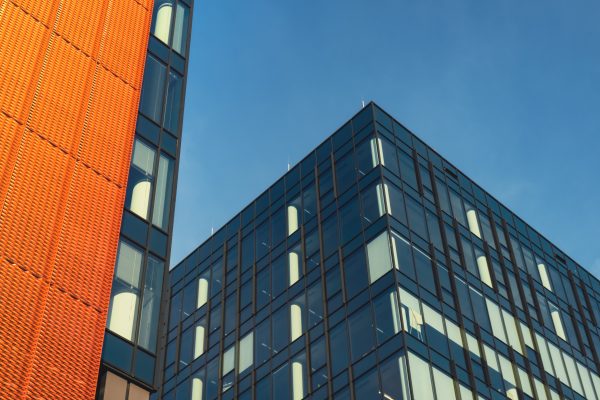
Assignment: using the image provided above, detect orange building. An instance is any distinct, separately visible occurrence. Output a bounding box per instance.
[0,0,153,398]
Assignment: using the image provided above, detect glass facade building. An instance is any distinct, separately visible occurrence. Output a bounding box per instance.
[164,103,600,400]
[97,0,194,399]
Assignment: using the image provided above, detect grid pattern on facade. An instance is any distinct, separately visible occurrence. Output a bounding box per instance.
[0,0,152,398]
[164,103,600,400]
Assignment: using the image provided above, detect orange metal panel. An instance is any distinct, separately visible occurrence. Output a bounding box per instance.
[28,34,94,152]
[0,259,45,399]
[10,0,60,27]
[55,0,108,57]
[28,287,107,399]
[99,0,152,89]
[0,112,24,200]
[0,130,73,278]
[52,163,125,305]
[0,0,153,397]
[79,64,140,187]
[0,2,48,121]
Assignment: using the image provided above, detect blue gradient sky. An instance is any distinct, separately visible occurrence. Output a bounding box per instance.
[171,0,600,276]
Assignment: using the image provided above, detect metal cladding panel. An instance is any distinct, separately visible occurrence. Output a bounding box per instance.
[0,0,153,398]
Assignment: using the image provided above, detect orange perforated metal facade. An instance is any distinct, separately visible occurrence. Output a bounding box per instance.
[0,0,153,398]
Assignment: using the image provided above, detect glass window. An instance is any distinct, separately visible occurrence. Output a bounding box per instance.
[222,345,235,376]
[485,299,507,344]
[407,352,435,400]
[366,231,393,284]
[536,257,553,291]
[152,153,174,229]
[107,241,143,341]
[354,369,380,399]
[406,196,428,240]
[387,183,408,226]
[139,55,166,123]
[373,288,401,343]
[380,354,411,400]
[549,302,567,341]
[348,305,375,361]
[380,137,400,176]
[343,248,368,299]
[125,139,156,220]
[137,255,164,352]
[163,71,182,134]
[273,362,290,399]
[329,322,349,374]
[194,322,205,359]
[307,281,324,327]
[413,247,436,294]
[399,287,423,341]
[239,332,253,373]
[392,232,416,280]
[272,307,289,352]
[151,0,173,45]
[361,183,388,224]
[101,371,127,400]
[172,2,190,55]
[255,319,271,366]
[432,368,456,400]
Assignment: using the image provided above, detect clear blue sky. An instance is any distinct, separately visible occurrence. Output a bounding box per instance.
[171,0,600,277]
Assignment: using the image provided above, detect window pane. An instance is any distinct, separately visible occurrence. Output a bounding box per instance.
[366,231,393,284]
[354,369,380,399]
[239,332,254,373]
[137,256,164,352]
[172,3,190,55]
[107,241,143,341]
[407,352,435,400]
[139,55,166,122]
[343,248,368,299]
[163,71,182,134]
[152,154,174,229]
[329,322,349,374]
[348,305,375,361]
[380,354,411,400]
[151,0,173,45]
[373,288,401,343]
[102,371,127,400]
[126,140,156,220]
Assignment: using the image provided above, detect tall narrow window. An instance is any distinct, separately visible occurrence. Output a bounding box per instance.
[537,258,553,291]
[485,299,507,344]
[407,352,435,400]
[287,204,299,236]
[366,231,393,284]
[191,372,203,400]
[197,273,209,309]
[194,323,205,359]
[151,0,173,45]
[163,71,183,134]
[549,302,567,341]
[399,287,424,341]
[475,248,493,288]
[152,154,174,229]
[107,241,143,341]
[137,256,164,352]
[290,295,304,342]
[172,2,190,55]
[288,250,301,287]
[125,140,155,220]
[465,204,481,238]
[238,332,254,373]
[139,55,166,123]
